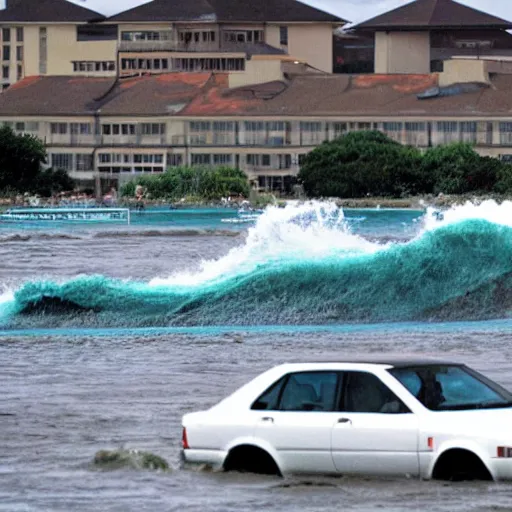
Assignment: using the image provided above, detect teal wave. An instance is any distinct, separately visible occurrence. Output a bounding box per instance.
[3,219,512,329]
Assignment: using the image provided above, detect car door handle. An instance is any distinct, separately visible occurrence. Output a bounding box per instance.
[337,417,352,424]
[261,416,274,423]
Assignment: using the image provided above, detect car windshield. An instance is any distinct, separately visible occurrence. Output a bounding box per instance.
[389,365,512,411]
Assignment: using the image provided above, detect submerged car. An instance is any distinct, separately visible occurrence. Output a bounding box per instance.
[181,359,512,481]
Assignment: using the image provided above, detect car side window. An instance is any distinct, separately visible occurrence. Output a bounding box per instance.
[279,372,339,412]
[341,371,410,414]
[251,376,286,410]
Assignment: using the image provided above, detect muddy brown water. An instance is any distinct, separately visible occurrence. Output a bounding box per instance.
[1,228,512,511]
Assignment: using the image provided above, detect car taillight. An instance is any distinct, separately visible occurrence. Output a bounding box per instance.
[497,446,512,458]
[182,427,190,449]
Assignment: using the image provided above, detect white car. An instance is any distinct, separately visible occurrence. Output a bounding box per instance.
[181,359,512,481]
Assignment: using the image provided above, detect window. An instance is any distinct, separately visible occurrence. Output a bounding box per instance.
[300,122,323,145]
[248,154,271,166]
[390,365,512,411]
[141,123,165,136]
[500,122,512,145]
[460,121,477,142]
[25,121,39,131]
[16,64,21,80]
[15,122,24,131]
[168,153,183,167]
[16,27,23,43]
[51,153,73,171]
[252,377,286,410]
[16,45,22,61]
[70,123,92,135]
[76,154,93,171]
[50,123,68,135]
[121,124,135,135]
[213,154,232,165]
[121,30,172,42]
[382,122,402,132]
[72,60,115,73]
[253,372,339,412]
[102,124,111,135]
[2,65,8,79]
[191,154,211,165]
[437,121,458,144]
[279,26,288,45]
[342,372,409,414]
[98,153,111,163]
[77,25,117,41]
[2,28,10,42]
[333,122,347,138]
[3,45,10,61]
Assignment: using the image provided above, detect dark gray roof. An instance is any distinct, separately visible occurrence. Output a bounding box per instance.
[0,0,104,22]
[354,0,512,31]
[221,42,286,55]
[109,0,344,23]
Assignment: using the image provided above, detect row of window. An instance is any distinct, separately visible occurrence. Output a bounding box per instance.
[223,30,264,43]
[1,45,23,62]
[99,166,165,174]
[13,120,512,142]
[2,63,22,81]
[102,123,166,136]
[50,153,93,171]
[48,152,295,171]
[98,153,164,164]
[1,27,23,43]
[121,57,246,73]
[121,30,173,42]
[72,61,115,72]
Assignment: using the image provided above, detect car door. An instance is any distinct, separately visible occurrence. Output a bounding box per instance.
[331,371,420,477]
[252,371,341,474]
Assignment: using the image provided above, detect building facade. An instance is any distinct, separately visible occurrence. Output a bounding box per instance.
[2,0,512,194]
[3,62,512,193]
[0,0,344,90]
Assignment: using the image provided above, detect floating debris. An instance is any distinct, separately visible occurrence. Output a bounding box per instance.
[93,449,170,471]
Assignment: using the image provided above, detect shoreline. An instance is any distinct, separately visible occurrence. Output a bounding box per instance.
[1,193,510,212]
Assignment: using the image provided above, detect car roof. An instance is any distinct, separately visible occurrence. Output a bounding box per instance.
[285,358,462,369]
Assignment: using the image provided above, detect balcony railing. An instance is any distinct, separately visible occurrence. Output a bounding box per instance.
[119,41,220,53]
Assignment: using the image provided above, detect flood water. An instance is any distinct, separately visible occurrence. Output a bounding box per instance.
[2,202,512,511]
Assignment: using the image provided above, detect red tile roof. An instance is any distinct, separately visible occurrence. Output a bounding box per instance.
[2,71,512,119]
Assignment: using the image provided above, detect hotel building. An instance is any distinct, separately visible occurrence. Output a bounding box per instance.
[1,0,512,193]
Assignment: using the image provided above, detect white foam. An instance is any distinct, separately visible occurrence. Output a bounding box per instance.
[423,200,512,231]
[150,201,380,288]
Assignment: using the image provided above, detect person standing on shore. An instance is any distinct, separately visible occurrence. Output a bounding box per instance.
[135,185,145,212]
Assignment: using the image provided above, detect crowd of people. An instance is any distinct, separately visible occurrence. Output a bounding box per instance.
[7,188,120,208]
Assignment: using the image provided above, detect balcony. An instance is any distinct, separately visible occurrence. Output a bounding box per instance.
[118,40,220,53]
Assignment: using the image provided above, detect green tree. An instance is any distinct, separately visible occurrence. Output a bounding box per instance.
[298,131,423,198]
[0,126,47,193]
[421,143,499,195]
[32,168,75,197]
[121,166,250,200]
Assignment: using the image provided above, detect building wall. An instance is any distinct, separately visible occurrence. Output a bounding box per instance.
[23,24,117,77]
[375,31,430,74]
[439,58,489,86]
[287,24,333,72]
[228,59,283,88]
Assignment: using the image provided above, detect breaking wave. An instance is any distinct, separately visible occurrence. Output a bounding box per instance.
[3,200,512,329]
